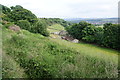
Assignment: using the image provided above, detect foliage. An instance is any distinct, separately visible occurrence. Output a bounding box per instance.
[94,27,104,45]
[2,53,27,78]
[82,25,97,43]
[66,21,91,39]
[2,27,118,78]
[103,23,120,50]
[16,20,31,31]
[1,4,11,15]
[40,18,72,27]
[1,5,11,21]
[2,5,38,24]
[31,20,49,36]
[66,21,119,50]
[2,22,14,28]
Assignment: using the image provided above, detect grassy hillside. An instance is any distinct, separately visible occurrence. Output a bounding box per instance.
[2,24,119,78]
[47,24,65,39]
[47,24,65,33]
[50,38,118,63]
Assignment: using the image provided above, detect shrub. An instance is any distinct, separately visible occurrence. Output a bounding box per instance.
[66,21,91,40]
[9,5,38,24]
[16,20,31,31]
[82,25,97,43]
[103,23,120,49]
[94,27,104,45]
[31,20,49,37]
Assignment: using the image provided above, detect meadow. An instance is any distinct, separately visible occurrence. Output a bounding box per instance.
[47,24,65,33]
[2,25,119,78]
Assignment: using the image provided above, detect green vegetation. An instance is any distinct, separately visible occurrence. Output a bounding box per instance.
[2,26,119,78]
[2,5,38,24]
[1,5,49,37]
[66,21,92,39]
[47,24,65,33]
[2,52,27,78]
[48,24,65,31]
[66,22,120,50]
[31,20,49,36]
[1,4,119,78]
[40,18,72,27]
[16,20,31,31]
[103,23,120,50]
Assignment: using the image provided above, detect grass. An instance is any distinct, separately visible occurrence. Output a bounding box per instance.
[47,28,59,33]
[50,38,119,63]
[95,25,104,28]
[2,25,119,78]
[47,24,65,33]
[2,52,27,78]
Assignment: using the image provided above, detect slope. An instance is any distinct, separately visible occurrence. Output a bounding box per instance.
[2,25,119,78]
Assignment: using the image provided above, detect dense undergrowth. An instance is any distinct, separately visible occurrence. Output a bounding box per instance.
[2,25,119,78]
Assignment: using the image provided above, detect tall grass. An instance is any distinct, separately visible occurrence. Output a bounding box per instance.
[2,26,119,78]
[2,52,27,78]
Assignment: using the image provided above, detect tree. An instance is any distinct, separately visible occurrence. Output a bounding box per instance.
[8,5,38,24]
[10,5,23,10]
[82,25,97,43]
[94,27,104,45]
[66,21,91,40]
[103,23,120,49]
[1,5,11,21]
[31,20,49,37]
[1,5,11,14]
[16,20,31,31]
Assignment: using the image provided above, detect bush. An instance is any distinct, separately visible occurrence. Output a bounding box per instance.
[16,20,31,31]
[66,21,91,40]
[103,23,120,50]
[1,5,38,24]
[66,22,119,50]
[94,27,104,45]
[9,6,38,24]
[82,25,97,43]
[31,20,49,37]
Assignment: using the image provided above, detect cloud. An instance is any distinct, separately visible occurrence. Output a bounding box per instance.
[0,0,119,18]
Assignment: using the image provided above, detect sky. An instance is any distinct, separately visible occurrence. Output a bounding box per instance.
[1,0,119,18]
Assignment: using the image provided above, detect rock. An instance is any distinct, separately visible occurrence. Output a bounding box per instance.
[72,39,79,43]
[59,30,68,36]
[51,32,60,35]
[54,32,60,35]
[9,25,21,32]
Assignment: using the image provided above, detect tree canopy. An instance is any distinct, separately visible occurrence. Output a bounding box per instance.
[2,5,38,24]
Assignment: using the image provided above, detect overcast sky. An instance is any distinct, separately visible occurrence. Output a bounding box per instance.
[1,0,119,18]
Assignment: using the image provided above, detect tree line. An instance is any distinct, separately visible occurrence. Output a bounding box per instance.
[66,21,120,50]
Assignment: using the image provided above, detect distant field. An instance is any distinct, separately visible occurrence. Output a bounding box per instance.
[47,24,65,33]
[95,25,104,28]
